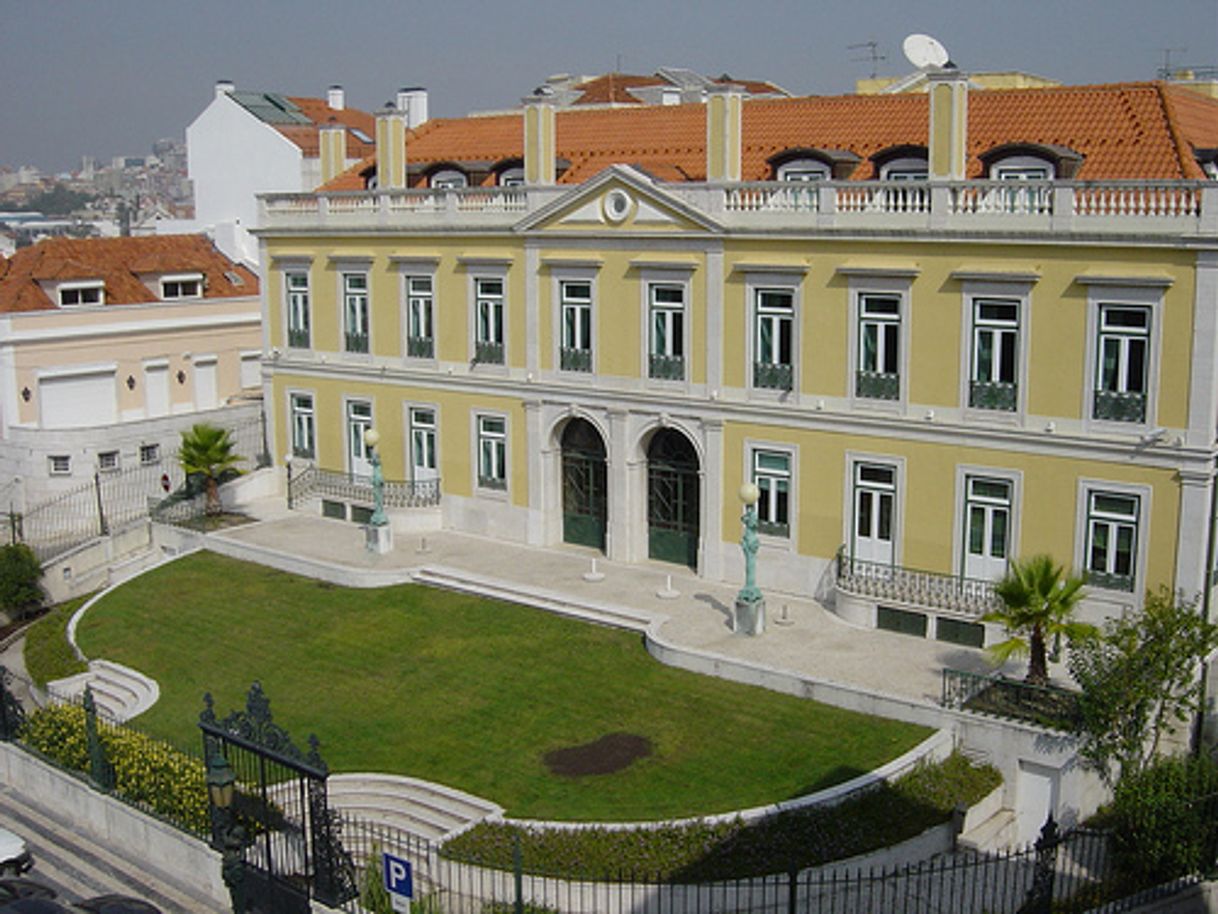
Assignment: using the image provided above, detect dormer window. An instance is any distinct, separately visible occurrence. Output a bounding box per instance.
[430,168,468,189]
[492,158,525,187]
[980,144,1083,181]
[161,273,204,300]
[1197,149,1218,180]
[872,145,929,182]
[59,281,104,307]
[768,147,860,182]
[777,160,829,182]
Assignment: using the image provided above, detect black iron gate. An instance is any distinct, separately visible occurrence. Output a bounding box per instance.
[647,429,699,569]
[200,683,356,914]
[561,419,607,551]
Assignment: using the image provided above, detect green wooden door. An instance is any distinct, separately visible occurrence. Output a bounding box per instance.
[647,429,699,568]
[561,420,607,551]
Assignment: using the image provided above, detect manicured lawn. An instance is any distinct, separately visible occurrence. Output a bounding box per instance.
[75,551,931,821]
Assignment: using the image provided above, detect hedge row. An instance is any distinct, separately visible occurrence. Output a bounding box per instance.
[20,702,209,834]
[444,752,1001,882]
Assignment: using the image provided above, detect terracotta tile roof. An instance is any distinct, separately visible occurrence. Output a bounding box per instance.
[320,81,1218,191]
[0,234,259,313]
[279,96,378,159]
[571,74,658,105]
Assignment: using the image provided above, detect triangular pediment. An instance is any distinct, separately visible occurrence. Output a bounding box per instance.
[515,165,722,235]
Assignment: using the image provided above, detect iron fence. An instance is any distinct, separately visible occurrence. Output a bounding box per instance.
[835,546,1003,618]
[334,810,1215,914]
[287,465,441,512]
[941,668,1083,731]
[5,414,267,563]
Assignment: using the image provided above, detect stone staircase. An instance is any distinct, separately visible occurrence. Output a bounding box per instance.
[411,565,655,634]
[957,783,1018,852]
[328,772,502,846]
[46,660,160,723]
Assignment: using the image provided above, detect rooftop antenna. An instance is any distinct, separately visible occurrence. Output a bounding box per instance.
[1158,46,1187,78]
[902,33,953,70]
[848,40,886,80]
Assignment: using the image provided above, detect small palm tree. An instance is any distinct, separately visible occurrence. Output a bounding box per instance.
[983,554,1094,685]
[178,423,243,515]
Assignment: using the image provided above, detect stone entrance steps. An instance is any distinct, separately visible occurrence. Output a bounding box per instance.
[328,772,502,846]
[46,659,160,723]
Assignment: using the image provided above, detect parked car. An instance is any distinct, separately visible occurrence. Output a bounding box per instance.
[0,830,32,877]
[0,898,162,914]
[0,882,55,904]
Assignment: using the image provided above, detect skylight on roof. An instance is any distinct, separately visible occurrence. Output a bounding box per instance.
[350,128,373,144]
[230,91,313,126]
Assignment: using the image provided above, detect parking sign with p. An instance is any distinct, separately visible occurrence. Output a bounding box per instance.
[383,851,413,912]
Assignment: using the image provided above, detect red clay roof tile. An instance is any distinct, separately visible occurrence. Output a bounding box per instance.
[0,235,259,313]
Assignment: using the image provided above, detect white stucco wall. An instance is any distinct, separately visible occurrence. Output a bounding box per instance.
[186,93,303,264]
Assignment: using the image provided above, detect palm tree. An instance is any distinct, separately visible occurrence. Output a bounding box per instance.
[983,554,1094,686]
[178,423,243,515]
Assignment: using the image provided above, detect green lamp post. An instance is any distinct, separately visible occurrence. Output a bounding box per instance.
[734,482,765,635]
[363,428,387,527]
[206,752,245,914]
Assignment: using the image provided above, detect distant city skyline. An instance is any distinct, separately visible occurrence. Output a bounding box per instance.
[1,0,1214,173]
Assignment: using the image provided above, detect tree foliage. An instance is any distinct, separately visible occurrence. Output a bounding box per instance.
[178,423,243,515]
[983,554,1094,685]
[0,543,44,620]
[1069,587,1218,786]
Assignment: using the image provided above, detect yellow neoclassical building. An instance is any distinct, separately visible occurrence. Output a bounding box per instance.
[255,72,1218,652]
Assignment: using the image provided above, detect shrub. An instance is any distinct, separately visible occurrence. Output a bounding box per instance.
[20,703,209,833]
[1107,754,1218,891]
[444,752,1000,881]
[0,543,44,620]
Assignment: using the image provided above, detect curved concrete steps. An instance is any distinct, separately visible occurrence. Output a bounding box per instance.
[412,566,654,634]
[46,659,160,722]
[328,773,502,845]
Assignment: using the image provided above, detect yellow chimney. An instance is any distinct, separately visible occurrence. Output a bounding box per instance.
[523,97,556,185]
[318,119,346,185]
[927,69,968,180]
[706,85,743,183]
[376,104,407,190]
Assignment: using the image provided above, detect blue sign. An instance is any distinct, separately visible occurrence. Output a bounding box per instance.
[383,851,413,907]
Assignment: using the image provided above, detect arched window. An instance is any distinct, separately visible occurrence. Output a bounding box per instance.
[429,167,468,189]
[768,148,859,182]
[871,145,929,181]
[980,144,1083,181]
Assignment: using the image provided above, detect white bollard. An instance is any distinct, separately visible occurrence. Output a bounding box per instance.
[582,557,606,582]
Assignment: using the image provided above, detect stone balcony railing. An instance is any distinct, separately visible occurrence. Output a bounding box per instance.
[260,180,1218,236]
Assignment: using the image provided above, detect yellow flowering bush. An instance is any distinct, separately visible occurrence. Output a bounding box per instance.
[21,704,210,834]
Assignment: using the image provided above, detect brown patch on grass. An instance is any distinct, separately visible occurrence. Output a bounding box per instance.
[543,732,653,777]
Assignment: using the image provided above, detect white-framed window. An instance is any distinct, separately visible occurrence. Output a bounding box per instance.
[648,283,686,381]
[1084,490,1140,592]
[410,407,437,481]
[97,450,120,473]
[498,167,524,187]
[777,159,829,182]
[963,476,1012,580]
[346,399,374,478]
[58,282,104,307]
[290,393,315,459]
[752,449,791,538]
[474,277,505,364]
[139,443,160,465]
[405,275,434,359]
[969,298,1020,412]
[560,280,593,373]
[880,158,928,181]
[286,271,310,348]
[856,294,901,401]
[48,454,71,476]
[477,415,507,490]
[752,289,794,391]
[161,274,203,300]
[992,163,1053,181]
[1093,304,1150,423]
[343,273,369,354]
[431,169,467,189]
[850,461,898,567]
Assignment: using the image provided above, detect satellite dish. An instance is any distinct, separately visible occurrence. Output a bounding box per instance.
[903,33,951,69]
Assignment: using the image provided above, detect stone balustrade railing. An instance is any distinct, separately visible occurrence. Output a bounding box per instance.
[259,180,1217,235]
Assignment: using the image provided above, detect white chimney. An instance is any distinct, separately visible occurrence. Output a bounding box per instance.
[327,85,346,111]
[215,79,235,100]
[396,87,429,129]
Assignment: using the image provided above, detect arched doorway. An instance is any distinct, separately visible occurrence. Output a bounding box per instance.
[561,418,607,551]
[647,428,700,568]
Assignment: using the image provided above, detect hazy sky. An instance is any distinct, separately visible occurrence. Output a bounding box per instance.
[1,0,1215,173]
